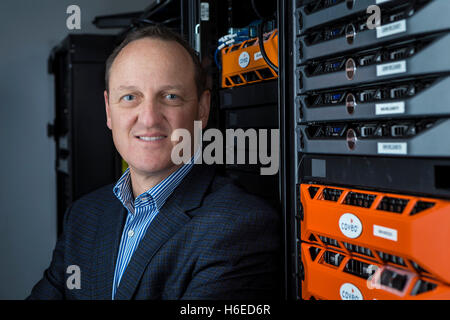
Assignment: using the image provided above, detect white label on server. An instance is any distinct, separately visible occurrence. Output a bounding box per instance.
[373,225,398,241]
[200,2,210,21]
[238,51,250,68]
[254,51,262,61]
[339,213,363,239]
[376,19,406,38]
[375,101,405,115]
[340,283,364,300]
[377,61,406,77]
[377,142,407,155]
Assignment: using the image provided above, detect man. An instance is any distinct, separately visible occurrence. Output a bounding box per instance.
[28,25,280,300]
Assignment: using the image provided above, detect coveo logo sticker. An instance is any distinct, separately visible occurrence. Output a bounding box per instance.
[339,213,363,239]
[340,283,364,300]
[238,51,250,68]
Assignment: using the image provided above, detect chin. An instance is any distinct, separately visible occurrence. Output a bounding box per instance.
[130,159,177,176]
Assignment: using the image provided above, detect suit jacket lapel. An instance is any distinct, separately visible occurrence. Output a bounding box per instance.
[114,164,216,300]
[91,196,127,300]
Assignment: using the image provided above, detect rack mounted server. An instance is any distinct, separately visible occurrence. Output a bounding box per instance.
[295,0,450,61]
[285,0,450,300]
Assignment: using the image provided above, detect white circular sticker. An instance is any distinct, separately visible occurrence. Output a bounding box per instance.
[339,213,363,239]
[340,283,364,300]
[238,51,250,68]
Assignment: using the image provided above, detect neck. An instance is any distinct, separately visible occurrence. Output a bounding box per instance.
[129,165,181,199]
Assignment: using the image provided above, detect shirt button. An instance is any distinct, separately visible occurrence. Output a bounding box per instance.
[128,230,135,237]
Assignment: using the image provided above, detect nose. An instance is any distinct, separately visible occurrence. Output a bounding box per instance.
[137,97,164,128]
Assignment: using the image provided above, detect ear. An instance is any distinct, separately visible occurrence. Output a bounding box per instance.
[104,90,112,130]
[198,90,211,129]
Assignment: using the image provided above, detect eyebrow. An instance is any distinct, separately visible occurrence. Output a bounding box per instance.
[159,85,185,91]
[114,85,140,92]
[113,85,185,92]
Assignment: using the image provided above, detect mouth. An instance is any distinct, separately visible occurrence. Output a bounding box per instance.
[137,135,167,142]
[134,132,167,144]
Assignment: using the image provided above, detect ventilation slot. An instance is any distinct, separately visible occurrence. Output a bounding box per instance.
[377,251,406,267]
[243,39,256,48]
[344,192,376,208]
[230,75,243,84]
[359,90,375,102]
[257,68,275,79]
[242,71,259,82]
[230,45,240,52]
[318,235,340,248]
[380,268,408,292]
[410,201,435,215]
[344,259,377,279]
[377,197,409,214]
[309,246,321,262]
[391,124,410,137]
[322,251,344,267]
[304,0,345,15]
[410,261,431,274]
[322,188,343,201]
[360,125,377,137]
[343,242,373,258]
[359,54,375,66]
[308,234,318,242]
[390,48,409,60]
[411,279,437,296]
[308,186,319,199]
[390,86,409,99]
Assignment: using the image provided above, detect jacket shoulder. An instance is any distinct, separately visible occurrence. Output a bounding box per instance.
[64,183,120,227]
[71,184,117,209]
[208,173,277,213]
[190,172,280,231]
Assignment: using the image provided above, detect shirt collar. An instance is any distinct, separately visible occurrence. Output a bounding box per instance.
[113,148,201,214]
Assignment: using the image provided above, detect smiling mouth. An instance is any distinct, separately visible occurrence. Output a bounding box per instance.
[137,136,167,141]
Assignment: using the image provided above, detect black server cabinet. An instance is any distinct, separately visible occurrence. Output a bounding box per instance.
[48,35,122,235]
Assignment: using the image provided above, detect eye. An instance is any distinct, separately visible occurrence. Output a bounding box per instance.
[165,93,178,100]
[122,94,135,102]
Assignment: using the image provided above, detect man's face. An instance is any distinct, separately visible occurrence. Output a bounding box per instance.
[104,38,210,178]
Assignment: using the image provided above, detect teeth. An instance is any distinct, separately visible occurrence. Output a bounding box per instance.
[138,136,165,141]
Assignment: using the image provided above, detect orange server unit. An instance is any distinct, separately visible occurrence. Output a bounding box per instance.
[301,242,450,300]
[299,183,450,299]
[221,29,278,88]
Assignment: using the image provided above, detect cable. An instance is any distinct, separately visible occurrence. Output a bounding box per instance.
[214,30,250,70]
[251,0,278,74]
[257,20,278,74]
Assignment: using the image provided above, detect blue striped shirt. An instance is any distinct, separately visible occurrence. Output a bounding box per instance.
[111,150,200,299]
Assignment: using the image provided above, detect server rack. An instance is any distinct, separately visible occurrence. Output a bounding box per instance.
[195,0,283,297]
[283,0,450,300]
[47,35,122,236]
[196,0,281,210]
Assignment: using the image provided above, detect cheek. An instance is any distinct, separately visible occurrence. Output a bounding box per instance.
[110,111,135,138]
[166,106,198,130]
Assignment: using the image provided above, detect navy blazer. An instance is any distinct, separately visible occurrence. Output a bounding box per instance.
[27,164,281,300]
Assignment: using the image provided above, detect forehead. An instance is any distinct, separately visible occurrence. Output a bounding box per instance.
[109,38,196,89]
